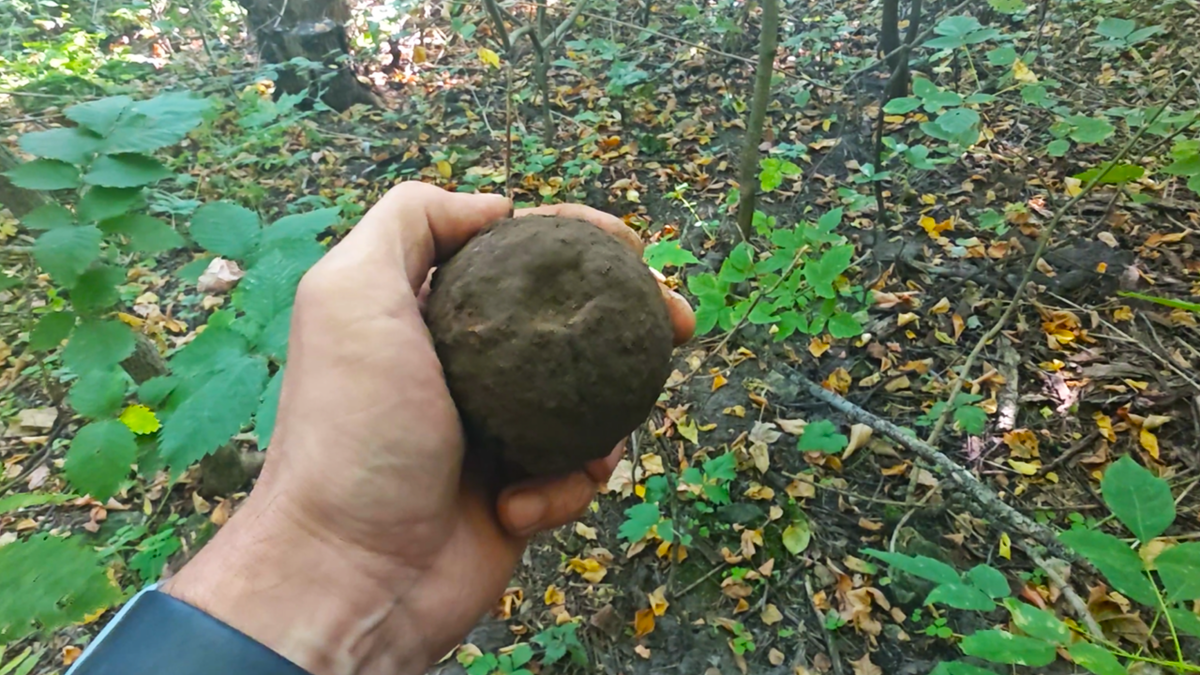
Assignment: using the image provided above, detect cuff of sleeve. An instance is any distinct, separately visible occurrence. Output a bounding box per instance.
[67,588,313,675]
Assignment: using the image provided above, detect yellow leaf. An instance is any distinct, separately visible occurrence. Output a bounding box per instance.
[634,608,656,637]
[119,405,160,435]
[575,522,598,540]
[1139,427,1160,459]
[1007,459,1041,475]
[412,45,427,64]
[544,584,565,605]
[1064,177,1083,197]
[883,115,907,124]
[1012,59,1038,84]
[712,374,728,391]
[627,189,640,203]
[1094,412,1117,442]
[823,367,851,395]
[734,598,750,613]
[920,194,938,205]
[567,557,607,583]
[1112,305,1133,322]
[760,603,784,625]
[930,297,951,314]
[999,532,1012,560]
[808,337,830,358]
[477,47,501,69]
[724,405,746,418]
[677,417,699,445]
[648,585,669,616]
[640,453,665,476]
[920,215,954,238]
[436,160,452,180]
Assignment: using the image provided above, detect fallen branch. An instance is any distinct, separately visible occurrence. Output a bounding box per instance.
[1026,548,1107,643]
[922,77,1188,448]
[784,368,1079,562]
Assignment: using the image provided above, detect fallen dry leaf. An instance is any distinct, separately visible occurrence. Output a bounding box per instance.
[649,585,669,616]
[761,603,784,625]
[197,257,244,293]
[842,424,873,459]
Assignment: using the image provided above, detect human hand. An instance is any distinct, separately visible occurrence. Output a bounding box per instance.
[160,183,695,675]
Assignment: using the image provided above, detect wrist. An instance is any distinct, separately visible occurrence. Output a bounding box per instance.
[160,490,428,675]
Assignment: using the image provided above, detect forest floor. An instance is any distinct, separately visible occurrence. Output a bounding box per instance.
[2,0,1200,673]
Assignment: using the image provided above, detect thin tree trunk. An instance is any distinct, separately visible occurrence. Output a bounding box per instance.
[734,0,780,239]
[238,0,379,111]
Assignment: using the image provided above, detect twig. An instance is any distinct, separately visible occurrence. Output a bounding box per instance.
[843,0,972,86]
[482,0,512,51]
[1025,547,1107,642]
[1049,292,1200,393]
[922,77,1189,448]
[676,561,727,597]
[784,369,1080,562]
[1036,431,1101,477]
[504,62,514,199]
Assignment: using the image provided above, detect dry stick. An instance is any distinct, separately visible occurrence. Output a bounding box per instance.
[1050,292,1200,393]
[787,369,1079,561]
[1026,547,1107,643]
[922,77,1189,449]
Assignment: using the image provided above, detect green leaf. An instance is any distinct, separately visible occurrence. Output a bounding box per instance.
[966,564,1010,598]
[703,452,737,481]
[1095,18,1134,39]
[190,201,261,259]
[988,0,1026,14]
[883,97,922,114]
[954,405,987,435]
[827,312,862,338]
[783,514,812,555]
[619,502,661,542]
[28,311,76,352]
[99,213,184,254]
[1074,163,1144,185]
[6,159,80,190]
[18,127,103,164]
[72,264,125,315]
[1163,154,1200,176]
[1068,116,1116,144]
[168,319,248,378]
[1002,598,1070,645]
[0,492,75,515]
[255,368,284,448]
[0,534,122,641]
[22,204,74,230]
[77,186,142,222]
[259,307,292,361]
[62,319,136,376]
[1047,139,1071,157]
[65,95,134,136]
[797,419,847,453]
[263,208,339,247]
[64,419,137,500]
[805,244,854,298]
[936,108,981,135]
[1118,290,1200,313]
[718,242,755,283]
[83,154,172,188]
[33,225,102,287]
[1067,643,1127,675]
[0,273,20,291]
[1154,542,1200,601]
[1101,455,1175,541]
[138,375,179,407]
[159,355,269,470]
[68,368,127,419]
[234,248,309,326]
[1167,608,1200,639]
[644,240,700,270]
[100,92,210,154]
[960,630,1056,666]
[926,583,996,610]
[1059,529,1157,605]
[863,549,961,586]
[987,46,1018,66]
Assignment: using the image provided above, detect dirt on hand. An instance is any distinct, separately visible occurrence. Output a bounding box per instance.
[426,214,674,476]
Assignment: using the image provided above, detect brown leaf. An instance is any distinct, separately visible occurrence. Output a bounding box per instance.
[634,608,656,638]
[850,653,882,675]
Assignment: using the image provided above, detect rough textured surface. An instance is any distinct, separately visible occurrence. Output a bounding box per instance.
[427,215,673,476]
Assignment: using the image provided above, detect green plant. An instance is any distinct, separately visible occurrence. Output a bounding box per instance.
[1092,18,1162,52]
[916,393,987,435]
[729,620,756,654]
[684,208,866,341]
[460,644,535,675]
[864,456,1200,675]
[532,622,587,667]
[0,91,340,639]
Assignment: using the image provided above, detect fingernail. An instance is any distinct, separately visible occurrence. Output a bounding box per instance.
[649,266,667,283]
[507,490,548,536]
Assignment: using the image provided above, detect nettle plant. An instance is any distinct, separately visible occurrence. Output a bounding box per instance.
[645,208,868,342]
[0,92,339,640]
[864,457,1200,675]
[457,622,587,675]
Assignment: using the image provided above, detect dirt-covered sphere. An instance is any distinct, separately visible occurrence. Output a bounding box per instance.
[426,215,674,476]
